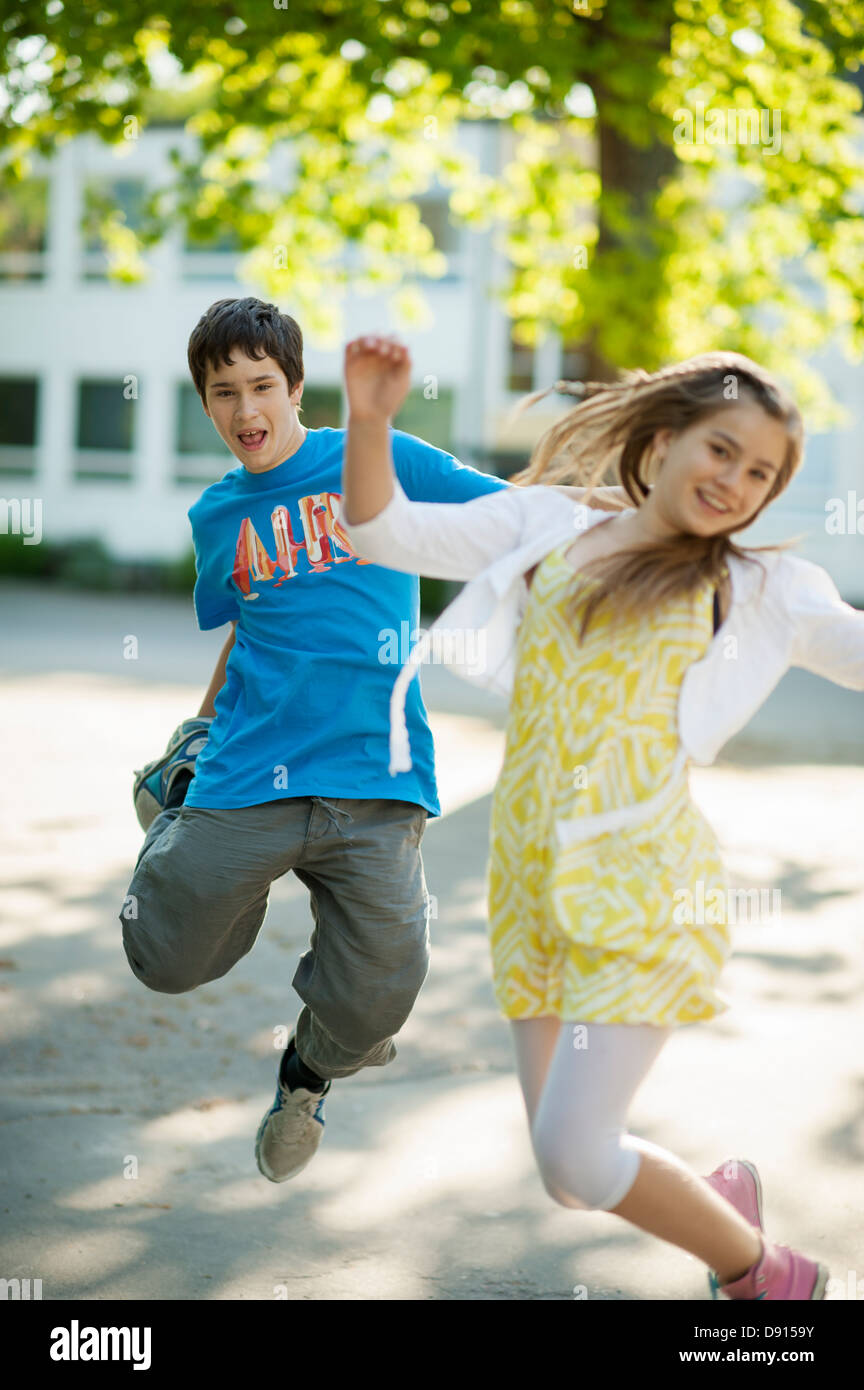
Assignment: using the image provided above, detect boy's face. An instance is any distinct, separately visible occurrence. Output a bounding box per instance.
[201,347,304,473]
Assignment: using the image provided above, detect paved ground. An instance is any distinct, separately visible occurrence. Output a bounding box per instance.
[0,582,862,1301]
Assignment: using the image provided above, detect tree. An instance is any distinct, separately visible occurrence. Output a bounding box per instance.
[3,0,864,419]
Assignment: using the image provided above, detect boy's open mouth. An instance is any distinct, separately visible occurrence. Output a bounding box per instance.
[237,429,268,451]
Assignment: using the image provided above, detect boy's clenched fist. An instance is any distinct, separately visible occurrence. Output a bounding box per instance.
[344,334,412,422]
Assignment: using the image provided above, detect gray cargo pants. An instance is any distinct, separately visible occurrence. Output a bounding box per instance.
[119,796,430,1080]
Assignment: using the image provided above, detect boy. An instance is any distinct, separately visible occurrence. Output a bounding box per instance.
[121,297,615,1185]
[121,296,517,1184]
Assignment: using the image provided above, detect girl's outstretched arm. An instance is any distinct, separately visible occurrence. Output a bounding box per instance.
[785,557,864,689]
[341,334,545,581]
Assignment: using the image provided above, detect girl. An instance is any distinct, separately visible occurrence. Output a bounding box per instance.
[340,334,864,1300]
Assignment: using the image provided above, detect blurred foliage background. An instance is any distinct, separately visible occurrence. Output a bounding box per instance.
[2,0,864,426]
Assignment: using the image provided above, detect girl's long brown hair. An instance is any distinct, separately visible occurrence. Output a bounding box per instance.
[508,351,805,640]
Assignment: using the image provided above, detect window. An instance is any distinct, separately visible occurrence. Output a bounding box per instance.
[75,379,136,480]
[393,386,455,453]
[415,194,464,279]
[507,331,535,393]
[77,380,135,450]
[180,185,243,282]
[176,383,229,455]
[0,377,39,476]
[298,385,343,429]
[0,180,48,281]
[560,339,588,384]
[80,178,149,280]
[173,382,233,486]
[183,224,242,254]
[416,195,460,253]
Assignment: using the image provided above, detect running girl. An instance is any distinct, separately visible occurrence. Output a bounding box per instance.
[340,334,864,1300]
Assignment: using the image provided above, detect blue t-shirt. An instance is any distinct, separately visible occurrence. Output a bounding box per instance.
[184,426,510,817]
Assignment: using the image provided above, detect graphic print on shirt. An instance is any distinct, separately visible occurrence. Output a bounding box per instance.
[232,491,372,600]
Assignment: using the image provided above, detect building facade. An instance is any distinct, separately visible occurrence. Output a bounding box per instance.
[1,118,862,600]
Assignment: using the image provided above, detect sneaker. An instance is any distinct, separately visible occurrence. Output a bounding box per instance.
[703,1159,765,1300]
[254,1034,331,1184]
[712,1234,829,1301]
[132,716,214,830]
[704,1158,764,1230]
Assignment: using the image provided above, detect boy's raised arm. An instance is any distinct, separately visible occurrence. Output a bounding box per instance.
[343,414,396,526]
[341,335,527,582]
[343,336,632,533]
[342,335,410,525]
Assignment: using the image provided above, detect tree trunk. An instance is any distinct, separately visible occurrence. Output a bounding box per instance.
[581,20,679,381]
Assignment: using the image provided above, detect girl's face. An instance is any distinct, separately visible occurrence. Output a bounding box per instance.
[647,400,790,537]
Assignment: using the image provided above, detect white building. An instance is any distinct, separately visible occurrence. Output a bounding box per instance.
[1,118,862,600]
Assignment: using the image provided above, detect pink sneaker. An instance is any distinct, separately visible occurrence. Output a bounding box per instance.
[703,1157,764,1231]
[715,1235,829,1301]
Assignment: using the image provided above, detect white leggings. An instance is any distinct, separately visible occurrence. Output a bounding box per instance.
[510,1018,675,1212]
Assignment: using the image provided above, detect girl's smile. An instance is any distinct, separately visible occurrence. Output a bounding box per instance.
[694,486,732,515]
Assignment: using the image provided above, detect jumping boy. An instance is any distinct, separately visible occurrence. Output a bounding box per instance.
[120,297,614,1184]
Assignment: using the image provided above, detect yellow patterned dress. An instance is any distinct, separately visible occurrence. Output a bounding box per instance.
[486,540,732,1027]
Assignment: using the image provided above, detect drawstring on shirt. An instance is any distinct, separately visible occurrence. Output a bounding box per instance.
[388,627,433,775]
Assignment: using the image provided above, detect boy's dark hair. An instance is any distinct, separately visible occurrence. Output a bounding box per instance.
[187,297,304,404]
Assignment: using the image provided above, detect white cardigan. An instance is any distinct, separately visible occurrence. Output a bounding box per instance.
[341,477,864,842]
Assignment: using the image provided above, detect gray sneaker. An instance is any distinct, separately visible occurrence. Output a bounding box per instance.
[254,1038,331,1183]
[132,716,214,830]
